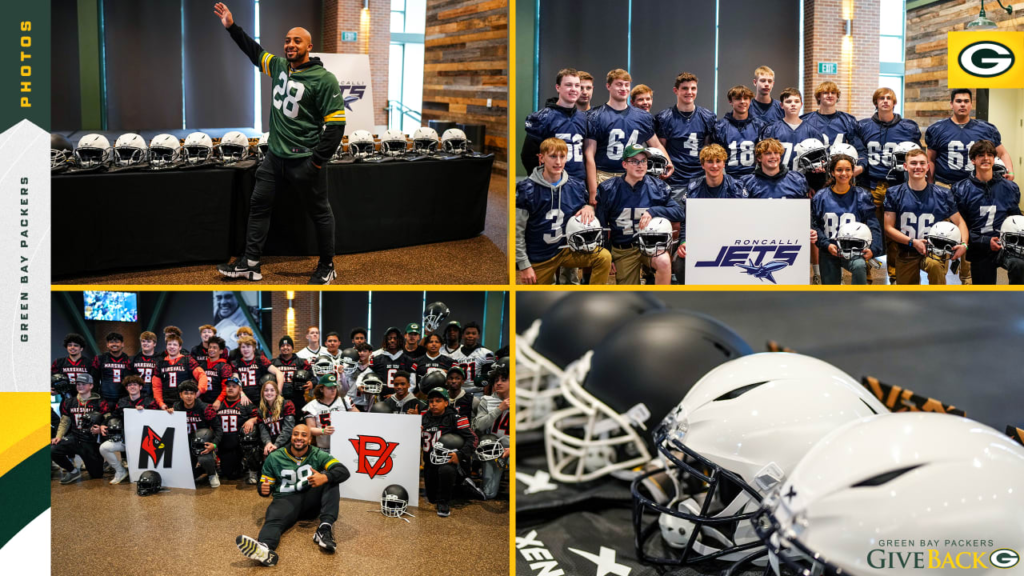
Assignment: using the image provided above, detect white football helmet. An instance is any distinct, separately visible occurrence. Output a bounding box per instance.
[999,214,1024,258]
[883,141,921,172]
[646,148,669,177]
[380,130,408,157]
[348,130,376,158]
[755,413,1024,576]
[835,221,872,259]
[564,215,604,253]
[828,142,858,162]
[75,134,112,168]
[113,133,148,167]
[970,156,1008,178]
[312,357,335,378]
[475,434,506,461]
[631,353,887,567]
[359,373,384,395]
[149,134,181,169]
[637,217,673,257]
[182,132,213,165]
[218,131,250,163]
[412,126,439,154]
[441,128,469,154]
[924,220,962,261]
[793,138,829,174]
[257,132,270,162]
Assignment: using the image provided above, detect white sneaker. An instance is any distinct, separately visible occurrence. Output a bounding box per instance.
[110,470,129,485]
[209,474,221,488]
[237,535,278,566]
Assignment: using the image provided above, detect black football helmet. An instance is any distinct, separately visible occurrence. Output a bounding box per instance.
[545,309,752,484]
[488,356,510,384]
[381,484,412,519]
[516,292,568,332]
[192,428,215,456]
[360,373,385,395]
[240,423,261,444]
[51,373,73,396]
[51,133,74,169]
[423,301,450,334]
[420,370,448,394]
[517,293,666,433]
[370,401,395,414]
[430,433,465,465]
[81,411,104,433]
[259,373,277,388]
[292,369,313,385]
[106,417,124,443]
[137,470,163,496]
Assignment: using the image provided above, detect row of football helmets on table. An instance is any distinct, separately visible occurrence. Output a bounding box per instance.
[51,131,261,169]
[340,127,471,159]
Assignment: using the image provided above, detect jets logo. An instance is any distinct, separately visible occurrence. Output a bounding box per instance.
[694,242,801,284]
[959,41,1015,78]
[348,435,399,479]
[338,82,367,111]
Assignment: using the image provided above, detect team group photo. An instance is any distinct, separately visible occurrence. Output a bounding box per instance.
[49,290,509,572]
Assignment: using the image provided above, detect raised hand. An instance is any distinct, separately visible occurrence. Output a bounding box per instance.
[213,3,234,28]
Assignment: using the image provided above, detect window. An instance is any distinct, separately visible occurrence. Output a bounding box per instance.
[389,0,426,132]
[879,0,905,115]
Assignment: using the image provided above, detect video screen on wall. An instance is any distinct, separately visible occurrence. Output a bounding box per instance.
[83,291,138,322]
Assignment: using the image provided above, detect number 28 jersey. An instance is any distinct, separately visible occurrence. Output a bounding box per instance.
[586,104,655,173]
[257,51,346,159]
[260,446,341,499]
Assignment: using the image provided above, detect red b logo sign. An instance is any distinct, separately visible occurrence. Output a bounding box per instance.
[348,435,399,479]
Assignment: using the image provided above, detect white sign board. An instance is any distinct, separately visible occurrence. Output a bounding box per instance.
[330,413,421,508]
[123,410,196,490]
[311,53,376,134]
[685,199,810,285]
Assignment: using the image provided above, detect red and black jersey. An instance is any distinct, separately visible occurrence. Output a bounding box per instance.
[231,355,273,403]
[201,358,233,405]
[172,398,223,444]
[51,356,94,385]
[190,343,230,365]
[229,347,269,364]
[272,355,309,400]
[59,394,112,441]
[259,400,297,445]
[130,352,159,388]
[154,354,203,407]
[370,350,416,389]
[91,352,132,401]
[113,395,159,420]
[215,397,258,449]
[451,391,475,419]
[420,407,477,463]
[413,353,454,378]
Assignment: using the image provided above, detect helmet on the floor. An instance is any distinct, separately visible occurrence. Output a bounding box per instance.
[137,470,163,496]
[381,484,410,517]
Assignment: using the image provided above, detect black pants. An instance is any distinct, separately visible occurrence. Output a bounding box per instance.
[968,246,1024,285]
[258,484,340,550]
[51,435,105,479]
[220,446,244,479]
[245,151,335,262]
[191,451,218,477]
[424,462,458,504]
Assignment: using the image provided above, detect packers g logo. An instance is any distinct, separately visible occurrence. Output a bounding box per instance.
[958,41,1015,77]
[991,549,1020,569]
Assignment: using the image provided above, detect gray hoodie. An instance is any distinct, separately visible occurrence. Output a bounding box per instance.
[516,166,570,270]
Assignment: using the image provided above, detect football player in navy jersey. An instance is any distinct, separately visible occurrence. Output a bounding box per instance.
[750,65,784,124]
[758,87,822,172]
[884,148,968,285]
[583,69,672,204]
[655,72,717,192]
[713,85,765,178]
[522,68,587,180]
[927,89,1014,185]
[952,140,1024,284]
[811,154,881,285]
[742,138,810,200]
[802,81,865,176]
[630,84,653,113]
[516,137,611,285]
[856,87,925,283]
[595,144,684,285]
[576,71,594,112]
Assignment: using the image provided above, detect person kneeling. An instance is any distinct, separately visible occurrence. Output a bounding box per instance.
[811,154,881,285]
[422,388,478,517]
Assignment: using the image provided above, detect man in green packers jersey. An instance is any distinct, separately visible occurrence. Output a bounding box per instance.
[213,3,346,285]
[236,424,350,566]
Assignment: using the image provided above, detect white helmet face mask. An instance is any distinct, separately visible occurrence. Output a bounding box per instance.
[646,148,669,176]
[754,413,1024,576]
[565,215,605,253]
[476,436,506,461]
[361,375,384,395]
[794,138,829,174]
[835,222,872,259]
[631,353,888,568]
[149,134,181,169]
[999,214,1024,258]
[348,130,376,158]
[381,130,408,157]
[113,133,148,167]
[515,319,569,433]
[183,132,213,165]
[924,221,962,261]
[430,439,460,465]
[638,217,674,257]
[441,128,469,154]
[75,134,112,168]
[312,358,335,378]
[257,132,270,162]
[884,142,921,174]
[219,131,250,163]
[413,127,439,153]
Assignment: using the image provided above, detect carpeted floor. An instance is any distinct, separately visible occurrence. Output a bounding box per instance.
[55,175,509,286]
[52,473,509,575]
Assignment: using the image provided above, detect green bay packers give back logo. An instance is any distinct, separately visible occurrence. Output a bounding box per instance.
[958,41,1015,77]
[948,31,1024,88]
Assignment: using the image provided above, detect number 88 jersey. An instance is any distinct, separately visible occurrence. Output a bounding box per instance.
[258,50,347,159]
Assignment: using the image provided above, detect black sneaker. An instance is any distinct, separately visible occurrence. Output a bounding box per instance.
[463,477,486,500]
[218,257,263,281]
[307,261,337,285]
[437,502,450,517]
[236,535,279,566]
[314,523,336,553]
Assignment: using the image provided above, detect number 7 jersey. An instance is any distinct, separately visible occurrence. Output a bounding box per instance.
[258,51,346,159]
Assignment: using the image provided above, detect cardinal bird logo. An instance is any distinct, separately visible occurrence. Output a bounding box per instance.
[138,426,175,469]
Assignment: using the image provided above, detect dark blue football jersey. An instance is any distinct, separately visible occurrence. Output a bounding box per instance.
[595,175,685,245]
[685,174,750,200]
[654,105,718,185]
[882,183,958,240]
[952,175,1022,246]
[713,113,765,177]
[801,110,866,159]
[750,99,784,124]
[924,118,1002,185]
[758,120,825,171]
[516,172,590,265]
[811,186,882,256]
[586,104,656,173]
[524,104,588,180]
[741,168,809,200]
[855,114,923,188]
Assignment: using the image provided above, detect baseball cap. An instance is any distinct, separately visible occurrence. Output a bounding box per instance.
[224,376,240,387]
[623,144,650,159]
[76,374,94,385]
[447,366,466,379]
[427,388,450,401]
[319,373,339,387]
[404,322,421,334]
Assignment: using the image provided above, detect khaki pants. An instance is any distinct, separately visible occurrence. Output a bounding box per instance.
[597,170,624,184]
[870,183,897,280]
[894,250,948,285]
[528,247,612,285]
[611,245,654,285]
[934,181,971,284]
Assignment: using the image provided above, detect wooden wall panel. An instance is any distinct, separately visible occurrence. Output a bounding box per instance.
[423,0,509,176]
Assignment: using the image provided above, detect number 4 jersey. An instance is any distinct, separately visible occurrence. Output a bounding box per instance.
[260,445,342,499]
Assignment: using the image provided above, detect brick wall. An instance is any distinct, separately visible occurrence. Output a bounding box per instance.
[323,0,390,127]
[803,0,880,120]
[423,0,509,176]
[905,0,1024,132]
[269,292,320,356]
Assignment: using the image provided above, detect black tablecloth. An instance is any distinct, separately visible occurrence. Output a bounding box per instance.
[52,156,493,278]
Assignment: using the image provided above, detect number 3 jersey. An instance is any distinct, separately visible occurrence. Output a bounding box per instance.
[595,175,685,245]
[524,104,587,180]
[925,118,1002,185]
[260,445,343,499]
[515,169,590,267]
[586,104,655,173]
[302,396,355,449]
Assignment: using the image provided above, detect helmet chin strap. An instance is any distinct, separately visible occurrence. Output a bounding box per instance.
[659,489,761,562]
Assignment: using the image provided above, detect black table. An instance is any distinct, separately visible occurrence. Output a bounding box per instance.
[52,155,493,278]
